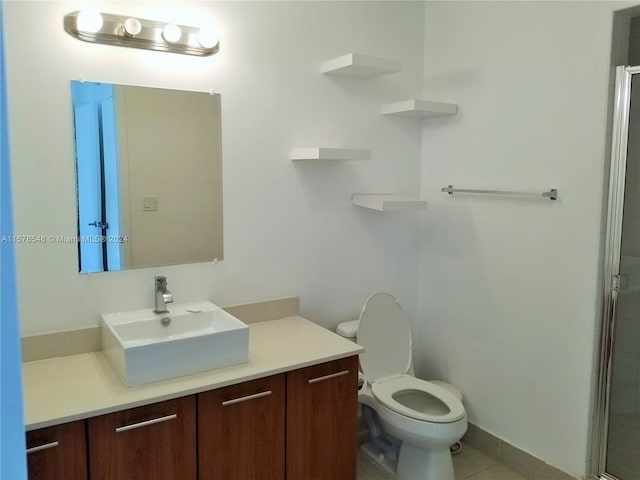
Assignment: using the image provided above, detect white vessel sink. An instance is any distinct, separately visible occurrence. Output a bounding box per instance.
[102,301,249,386]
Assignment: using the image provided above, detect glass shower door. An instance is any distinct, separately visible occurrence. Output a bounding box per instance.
[599,65,640,480]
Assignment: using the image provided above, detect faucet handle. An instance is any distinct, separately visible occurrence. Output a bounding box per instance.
[155,276,167,287]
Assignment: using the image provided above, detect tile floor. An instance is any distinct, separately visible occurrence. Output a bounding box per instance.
[357,442,526,480]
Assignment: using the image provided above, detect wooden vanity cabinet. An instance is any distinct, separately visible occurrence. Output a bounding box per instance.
[286,356,359,480]
[198,373,286,480]
[26,420,87,480]
[26,356,359,480]
[87,395,196,480]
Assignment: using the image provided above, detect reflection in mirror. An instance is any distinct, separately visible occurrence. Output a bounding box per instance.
[71,81,223,273]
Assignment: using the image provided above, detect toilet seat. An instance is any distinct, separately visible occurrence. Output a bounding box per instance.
[371,375,465,423]
[357,292,465,425]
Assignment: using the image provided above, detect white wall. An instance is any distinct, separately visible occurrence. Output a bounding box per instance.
[3,1,425,335]
[417,2,621,477]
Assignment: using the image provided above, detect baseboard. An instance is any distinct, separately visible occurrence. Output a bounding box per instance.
[463,423,578,480]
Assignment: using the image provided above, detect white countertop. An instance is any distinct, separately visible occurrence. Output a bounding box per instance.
[22,316,363,431]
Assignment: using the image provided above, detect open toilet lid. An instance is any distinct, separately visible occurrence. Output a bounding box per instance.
[356,292,412,382]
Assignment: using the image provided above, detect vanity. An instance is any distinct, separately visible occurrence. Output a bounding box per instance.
[21,54,364,480]
[23,316,363,480]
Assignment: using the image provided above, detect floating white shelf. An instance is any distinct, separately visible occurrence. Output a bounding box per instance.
[291,147,371,161]
[321,53,401,78]
[351,194,427,212]
[381,99,457,118]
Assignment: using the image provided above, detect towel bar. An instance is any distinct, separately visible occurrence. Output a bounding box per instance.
[441,185,558,200]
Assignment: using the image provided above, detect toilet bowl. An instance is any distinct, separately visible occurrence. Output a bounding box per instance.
[348,292,467,480]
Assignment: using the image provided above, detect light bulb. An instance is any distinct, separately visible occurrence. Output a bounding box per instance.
[197,27,219,49]
[162,24,181,43]
[123,18,142,37]
[76,10,103,33]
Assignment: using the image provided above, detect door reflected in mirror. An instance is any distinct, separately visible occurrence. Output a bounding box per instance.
[71,81,223,273]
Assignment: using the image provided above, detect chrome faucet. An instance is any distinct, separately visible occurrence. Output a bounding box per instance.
[154,276,173,313]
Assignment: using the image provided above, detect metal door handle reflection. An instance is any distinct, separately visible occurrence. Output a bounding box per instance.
[221,390,272,406]
[115,414,177,433]
[308,370,349,384]
[26,441,59,454]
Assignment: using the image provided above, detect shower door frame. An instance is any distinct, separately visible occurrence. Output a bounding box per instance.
[593,64,640,480]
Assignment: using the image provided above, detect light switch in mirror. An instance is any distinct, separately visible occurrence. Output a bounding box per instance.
[70,81,223,273]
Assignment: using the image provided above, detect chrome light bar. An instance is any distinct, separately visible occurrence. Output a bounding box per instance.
[64,11,219,57]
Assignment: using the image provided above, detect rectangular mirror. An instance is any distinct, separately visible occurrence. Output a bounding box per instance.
[71,81,223,273]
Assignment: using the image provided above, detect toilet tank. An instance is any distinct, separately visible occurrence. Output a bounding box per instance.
[336,320,359,341]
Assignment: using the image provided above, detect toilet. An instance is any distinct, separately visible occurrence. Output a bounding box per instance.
[338,292,467,480]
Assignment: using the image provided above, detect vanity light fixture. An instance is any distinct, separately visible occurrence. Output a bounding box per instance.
[75,9,103,33]
[64,11,219,57]
[197,27,219,49]
[162,24,182,43]
[123,18,142,37]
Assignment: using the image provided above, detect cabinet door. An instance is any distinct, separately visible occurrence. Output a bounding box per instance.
[286,356,359,480]
[198,374,285,480]
[87,396,196,480]
[26,420,87,480]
